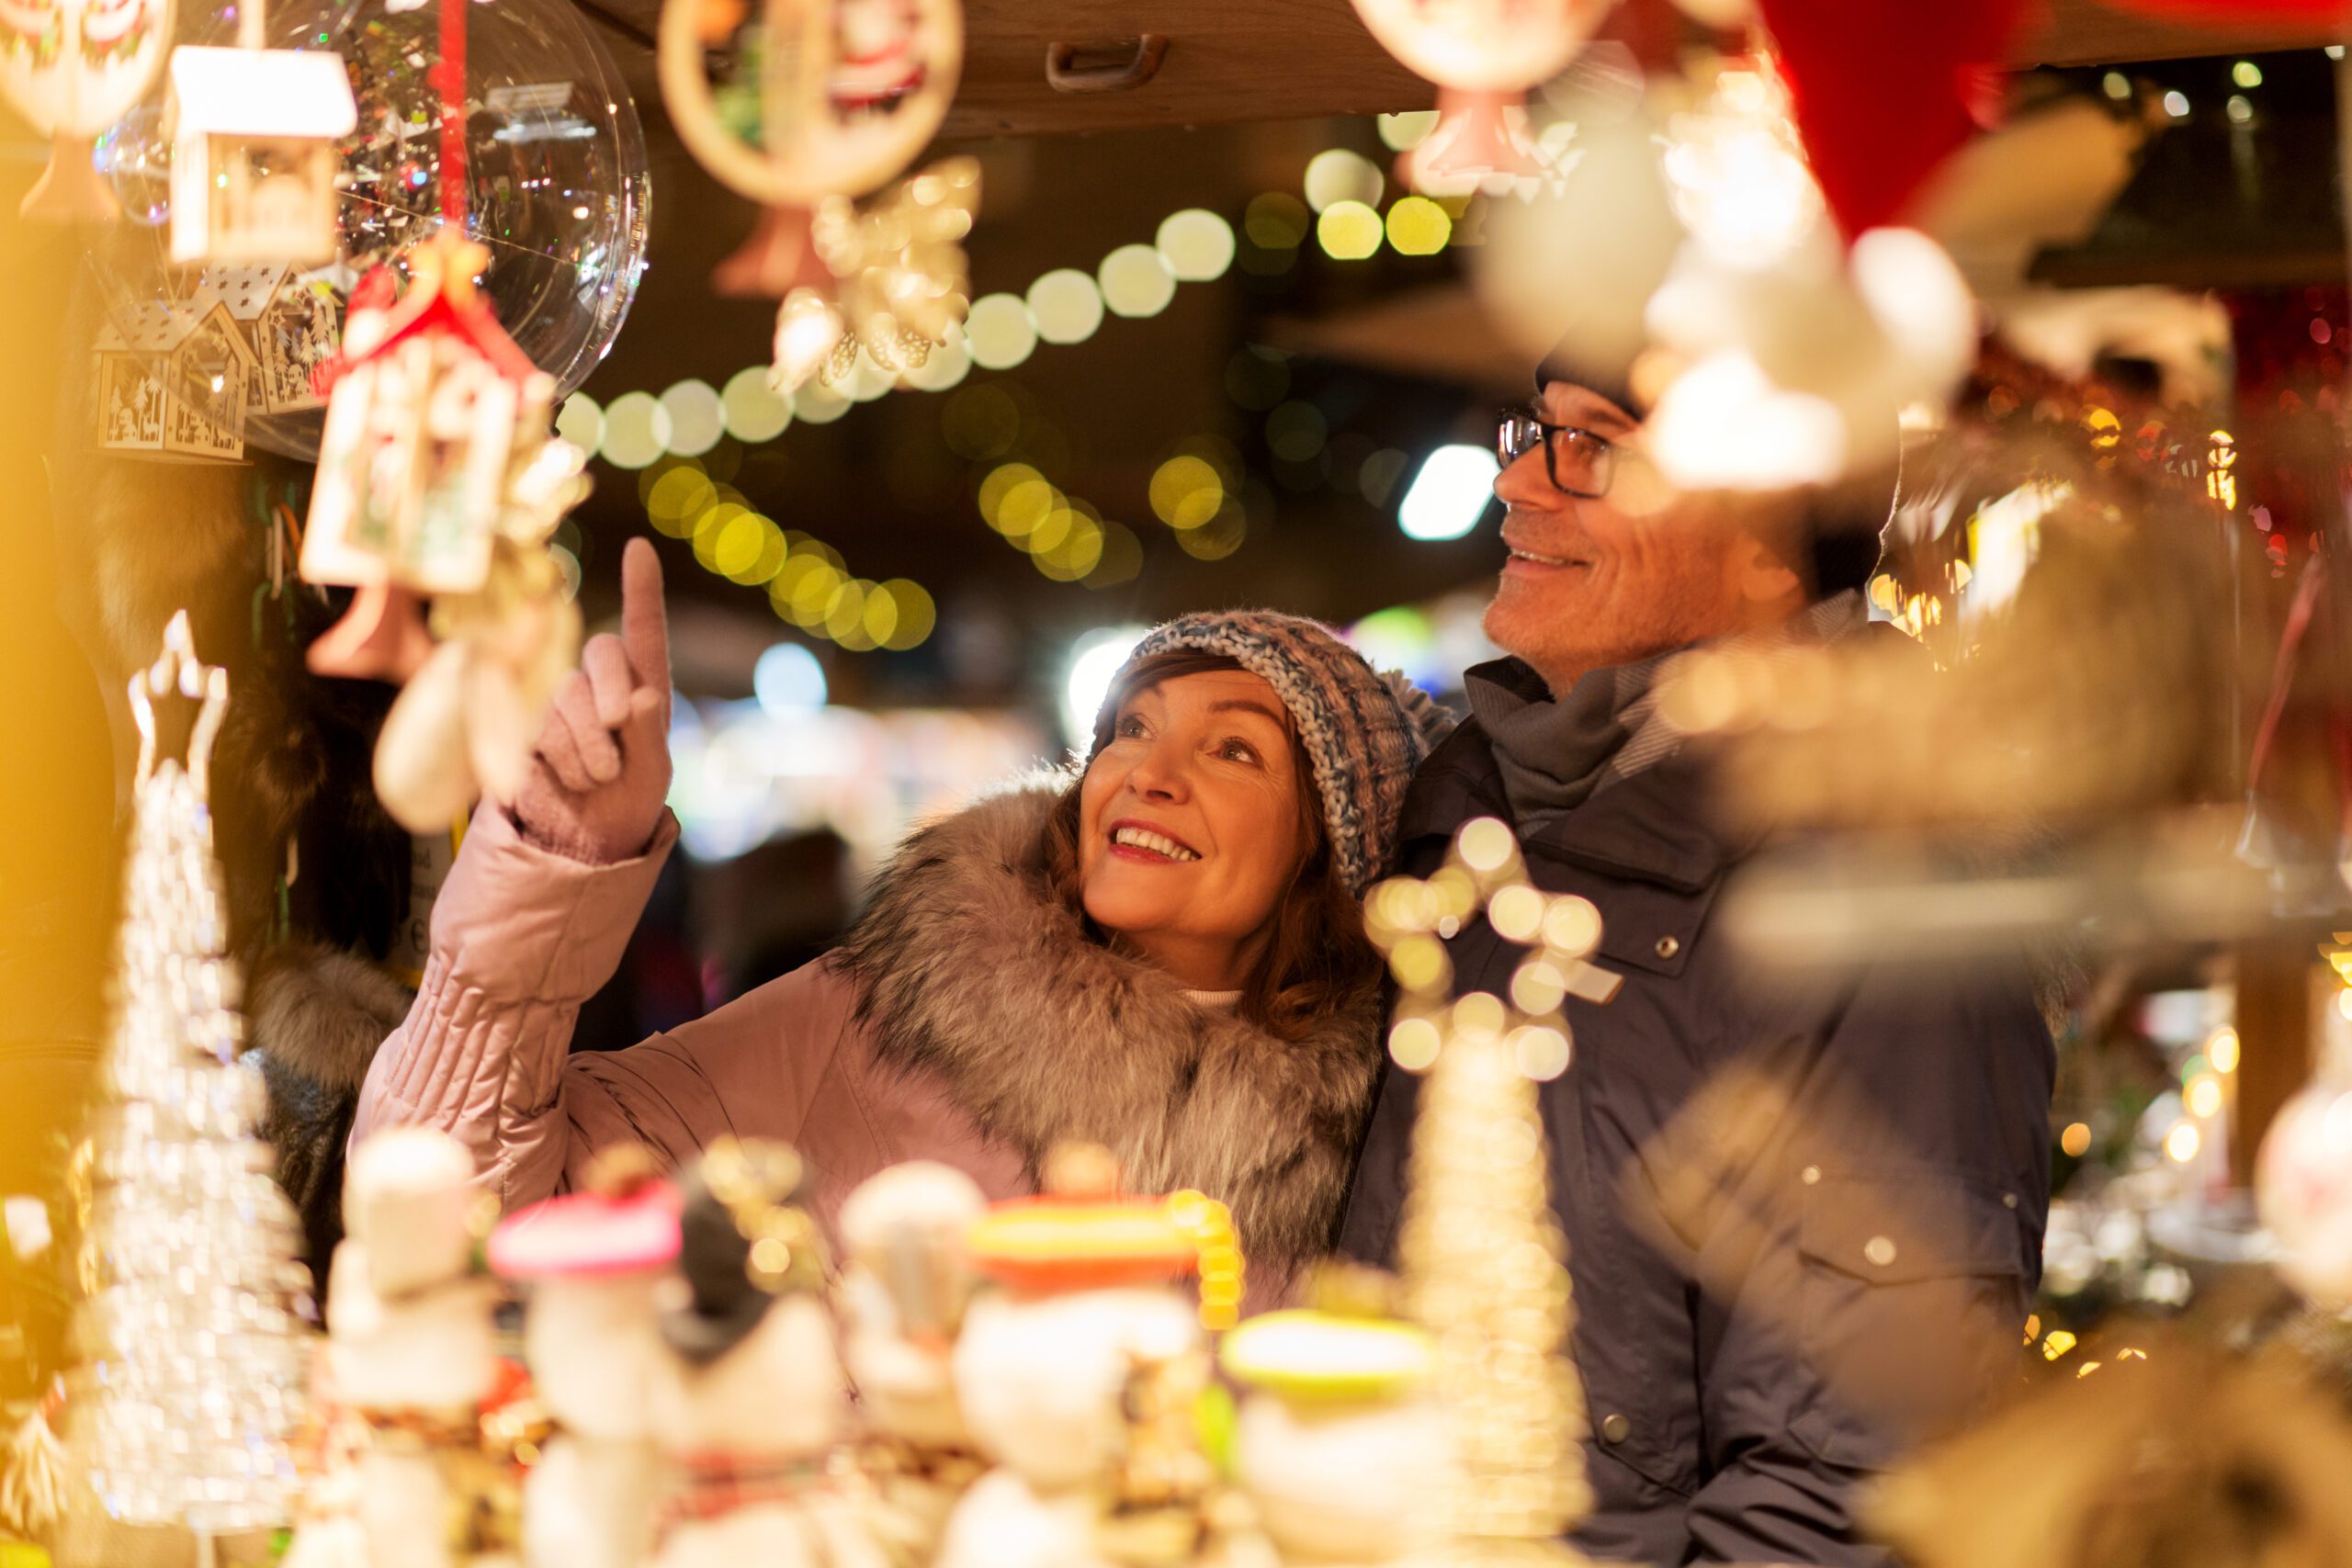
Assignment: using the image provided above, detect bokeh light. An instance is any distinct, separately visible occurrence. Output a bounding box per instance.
[1156,209,1237,282]
[965,293,1039,369]
[660,379,725,458]
[1099,243,1178,319]
[1063,626,1149,746]
[720,367,792,443]
[1317,200,1385,260]
[754,642,828,716]
[1149,455,1225,530]
[1028,269,1106,344]
[1244,191,1311,249]
[1304,148,1385,213]
[555,393,604,454]
[1378,110,1439,151]
[645,463,718,538]
[1085,521,1145,589]
[1385,196,1453,256]
[1176,504,1247,560]
[1399,445,1499,541]
[900,331,972,392]
[943,385,1023,461]
[599,391,671,469]
[793,379,853,426]
[1266,401,1329,464]
[875,580,936,650]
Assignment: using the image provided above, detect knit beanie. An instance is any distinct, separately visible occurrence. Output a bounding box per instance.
[1094,612,1455,897]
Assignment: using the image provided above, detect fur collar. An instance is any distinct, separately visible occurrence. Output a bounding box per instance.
[838,781,1385,1283]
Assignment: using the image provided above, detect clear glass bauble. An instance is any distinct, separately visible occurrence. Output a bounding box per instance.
[87,0,650,460]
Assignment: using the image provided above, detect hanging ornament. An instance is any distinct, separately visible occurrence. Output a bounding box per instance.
[92,280,257,457]
[775,153,977,394]
[163,0,356,266]
[62,611,311,1535]
[3,0,172,220]
[1753,0,2026,239]
[660,0,971,389]
[299,1,586,830]
[1348,0,1614,184]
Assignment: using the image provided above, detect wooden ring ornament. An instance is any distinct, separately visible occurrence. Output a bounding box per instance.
[1043,34,1168,96]
[659,0,964,208]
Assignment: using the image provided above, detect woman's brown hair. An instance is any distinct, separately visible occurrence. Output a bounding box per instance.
[1034,650,1378,1041]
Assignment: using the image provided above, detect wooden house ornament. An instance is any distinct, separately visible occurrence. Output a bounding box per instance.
[166,44,356,266]
[197,263,339,416]
[95,293,259,459]
[301,232,556,678]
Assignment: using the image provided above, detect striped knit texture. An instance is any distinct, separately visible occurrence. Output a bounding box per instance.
[1102,612,1445,896]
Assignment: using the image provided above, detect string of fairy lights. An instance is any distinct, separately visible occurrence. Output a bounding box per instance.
[558,112,1464,652]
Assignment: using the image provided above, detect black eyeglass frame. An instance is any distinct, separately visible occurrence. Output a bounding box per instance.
[1496,409,1619,501]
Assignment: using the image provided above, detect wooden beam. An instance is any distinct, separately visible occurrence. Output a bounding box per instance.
[2020,0,2342,68]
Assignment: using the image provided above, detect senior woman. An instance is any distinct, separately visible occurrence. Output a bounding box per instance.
[351,540,1448,1285]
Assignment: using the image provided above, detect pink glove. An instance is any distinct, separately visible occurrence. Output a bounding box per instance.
[510,536,674,864]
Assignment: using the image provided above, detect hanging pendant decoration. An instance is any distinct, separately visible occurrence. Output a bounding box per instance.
[661,0,973,390]
[300,0,588,833]
[775,153,977,394]
[1347,0,1614,185]
[3,0,172,220]
[163,0,357,266]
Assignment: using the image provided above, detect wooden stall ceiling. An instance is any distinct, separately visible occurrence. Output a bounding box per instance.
[578,0,2346,142]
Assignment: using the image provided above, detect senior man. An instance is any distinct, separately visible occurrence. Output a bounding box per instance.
[1339,356,2053,1567]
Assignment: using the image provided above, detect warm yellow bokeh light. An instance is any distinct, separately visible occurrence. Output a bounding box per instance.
[555,393,604,454]
[1149,455,1224,530]
[707,510,769,578]
[793,380,852,426]
[1317,200,1384,260]
[1385,195,1453,255]
[998,479,1061,542]
[1027,269,1105,345]
[599,391,672,468]
[732,519,790,586]
[1084,522,1144,589]
[2165,1120,2200,1163]
[1098,243,1178,319]
[720,366,792,443]
[876,580,936,650]
[1304,148,1384,213]
[1156,209,1237,282]
[978,462,1044,527]
[1390,1017,1442,1070]
[2210,1027,2241,1074]
[660,379,724,457]
[646,465,717,538]
[1244,191,1310,249]
[1175,504,1246,560]
[2186,1075,2223,1120]
[2061,1122,2091,1157]
[965,293,1039,370]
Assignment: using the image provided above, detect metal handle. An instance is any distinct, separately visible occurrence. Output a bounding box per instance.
[1044,34,1170,95]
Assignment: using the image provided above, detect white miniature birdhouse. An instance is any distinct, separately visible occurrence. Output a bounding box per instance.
[166,44,356,266]
[196,263,342,417]
[94,293,260,461]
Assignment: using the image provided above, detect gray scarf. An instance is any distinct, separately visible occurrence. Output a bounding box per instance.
[1469,591,1867,835]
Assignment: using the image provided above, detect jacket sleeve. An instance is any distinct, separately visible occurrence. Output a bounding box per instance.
[1676,956,2053,1567]
[350,801,714,1209]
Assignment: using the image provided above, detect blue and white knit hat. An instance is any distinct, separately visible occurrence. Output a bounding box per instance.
[1092,611,1455,897]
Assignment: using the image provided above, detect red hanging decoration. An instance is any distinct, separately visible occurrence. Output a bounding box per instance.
[429,0,468,232]
[1755,0,2028,239]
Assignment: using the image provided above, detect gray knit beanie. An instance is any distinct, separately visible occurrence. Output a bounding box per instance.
[1092,611,1455,897]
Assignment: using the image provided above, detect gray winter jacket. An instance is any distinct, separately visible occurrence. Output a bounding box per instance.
[1339,656,2053,1568]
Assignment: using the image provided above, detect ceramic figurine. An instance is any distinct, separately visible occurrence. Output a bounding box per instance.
[837,1162,990,1567]
[326,1127,502,1568]
[935,1145,1216,1568]
[1218,1289,1450,1567]
[490,1146,683,1568]
[650,1138,885,1568]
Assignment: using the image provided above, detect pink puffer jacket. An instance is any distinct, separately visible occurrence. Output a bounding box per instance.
[351,784,1386,1288]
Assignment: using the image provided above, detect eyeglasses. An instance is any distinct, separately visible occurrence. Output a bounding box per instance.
[1497,409,1619,500]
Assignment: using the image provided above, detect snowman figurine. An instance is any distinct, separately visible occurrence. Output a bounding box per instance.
[836,1162,991,1567]
[325,1127,503,1568]
[935,1144,1217,1568]
[1216,1272,1451,1567]
[650,1138,885,1568]
[489,1145,683,1568]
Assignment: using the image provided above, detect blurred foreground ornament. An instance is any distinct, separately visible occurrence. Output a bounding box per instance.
[300,231,588,831]
[772,155,978,394]
[1219,1286,1451,1566]
[163,0,356,266]
[1365,819,1600,1557]
[92,279,257,457]
[662,0,964,291]
[89,0,650,460]
[2258,983,2352,1311]
[62,611,310,1534]
[1349,0,1614,184]
[1753,0,2024,238]
[1871,1341,2352,1568]
[4,0,172,220]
